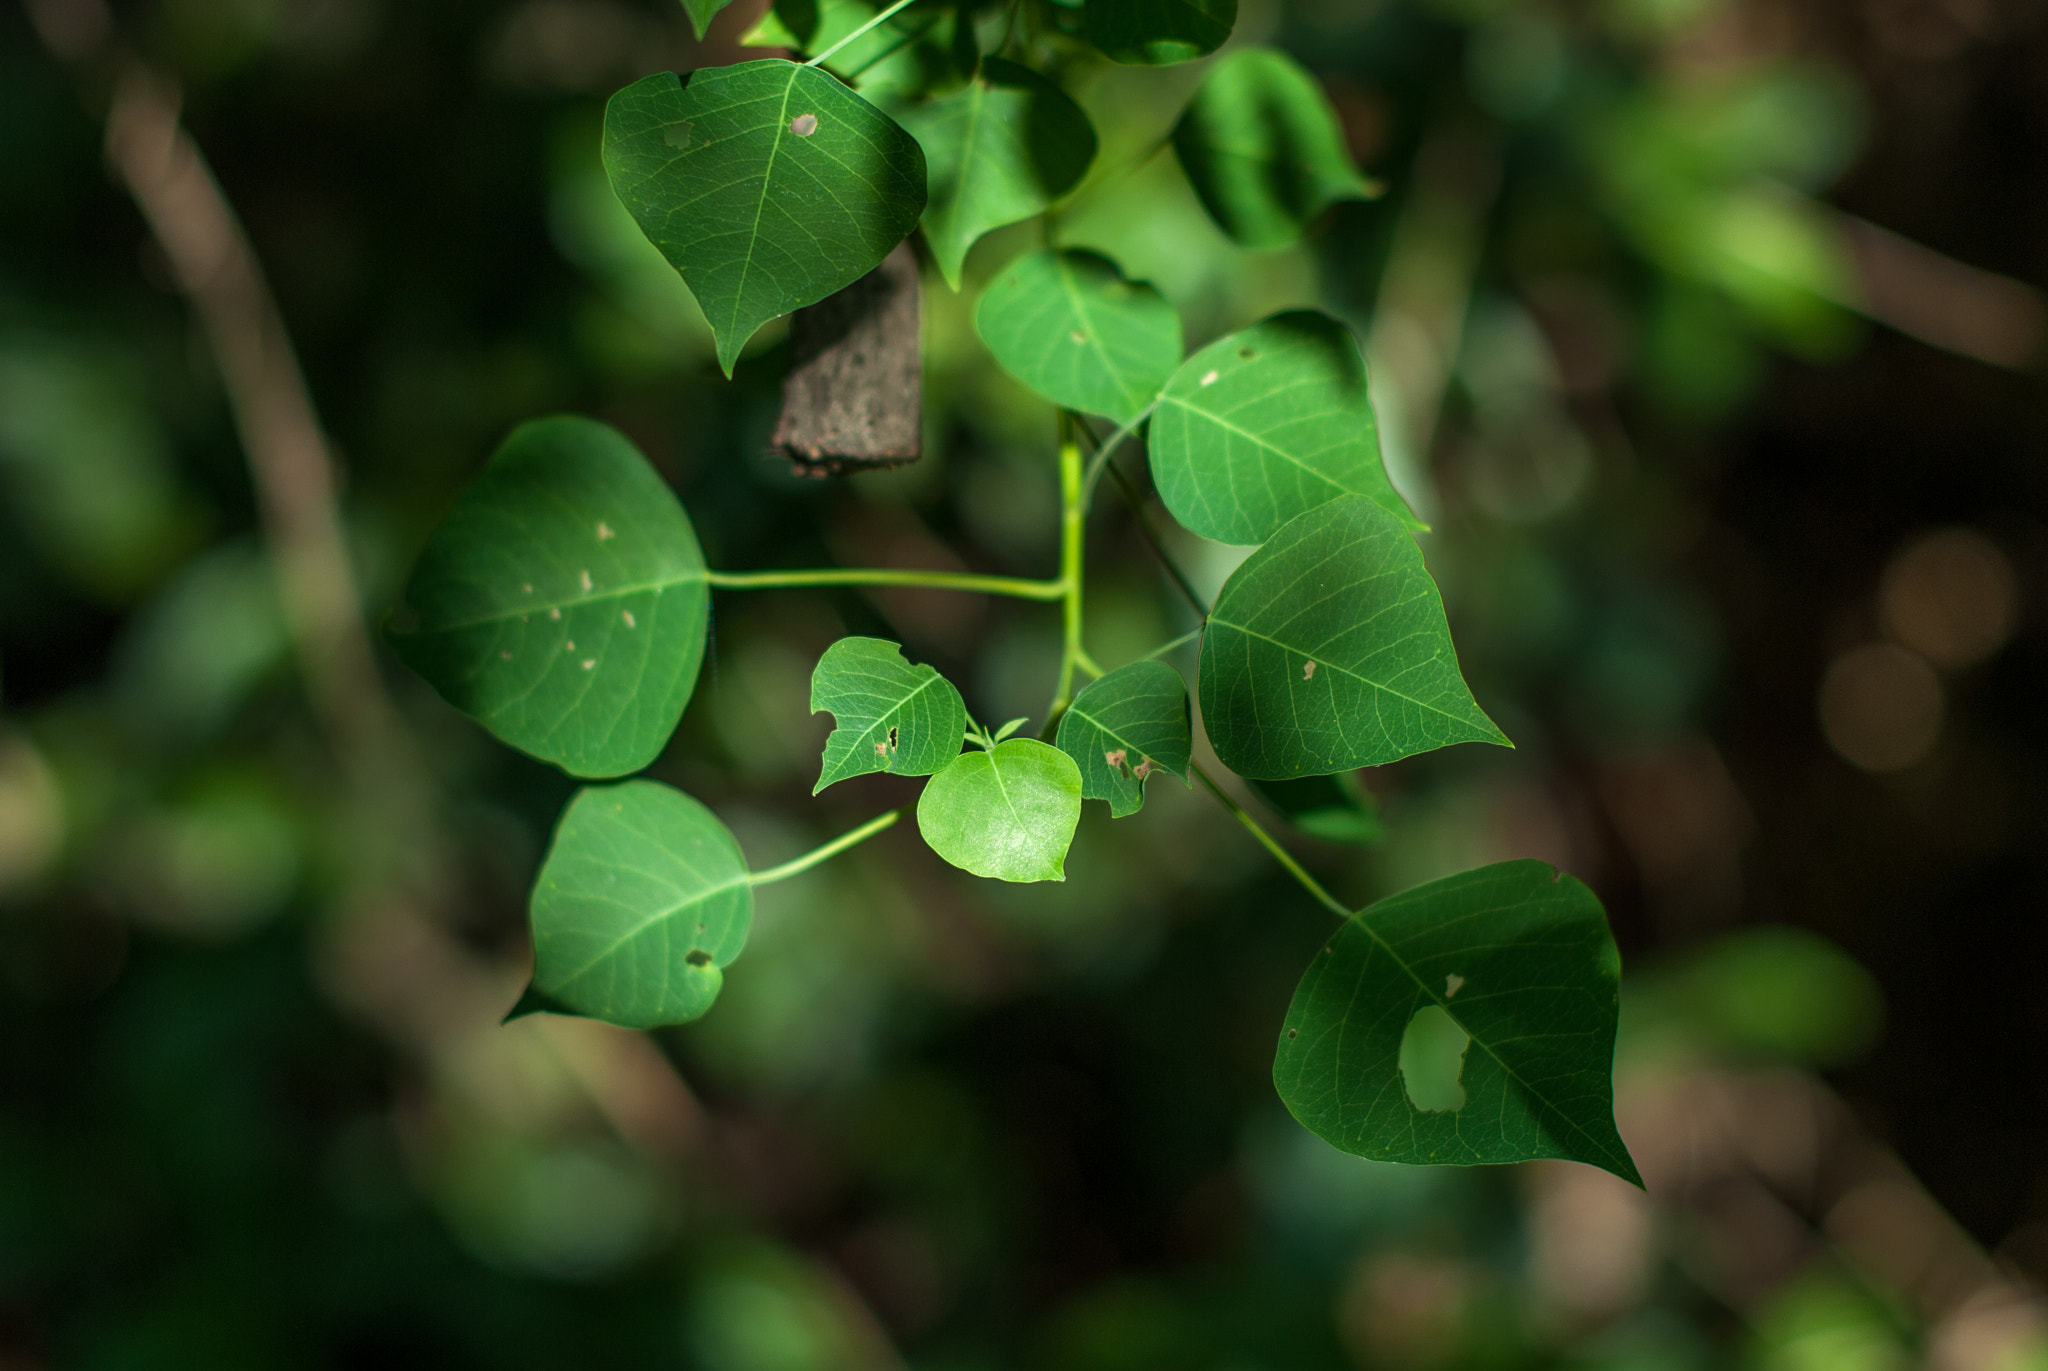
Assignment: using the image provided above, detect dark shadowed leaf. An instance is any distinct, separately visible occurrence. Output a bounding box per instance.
[917,738,1082,881]
[603,62,927,376]
[1247,771,1381,845]
[1273,860,1641,1184]
[1086,0,1234,65]
[390,417,708,779]
[528,781,753,1029]
[1198,495,1508,779]
[1150,310,1416,546]
[1172,47,1377,248]
[975,249,1183,423]
[1054,660,1192,817]
[810,636,969,793]
[898,59,1098,290]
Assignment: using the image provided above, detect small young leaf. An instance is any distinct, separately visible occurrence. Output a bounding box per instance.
[1150,311,1416,546]
[1172,48,1377,248]
[897,59,1098,290]
[680,0,739,41]
[603,62,927,377]
[1198,495,1509,779]
[1247,771,1381,845]
[1054,660,1192,817]
[975,249,1182,423]
[1273,860,1641,1185]
[810,636,969,793]
[917,738,1082,882]
[990,716,1029,743]
[1086,0,1234,65]
[528,781,754,1029]
[389,416,709,779]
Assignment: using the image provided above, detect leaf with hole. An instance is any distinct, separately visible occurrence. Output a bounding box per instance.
[1172,47,1378,248]
[1150,311,1416,546]
[897,59,1098,290]
[1198,495,1509,779]
[603,62,927,376]
[1273,859,1641,1184]
[917,738,1082,881]
[526,780,754,1029]
[1247,771,1381,845]
[810,636,969,794]
[389,416,708,779]
[975,249,1182,423]
[1054,660,1191,817]
[1086,0,1234,65]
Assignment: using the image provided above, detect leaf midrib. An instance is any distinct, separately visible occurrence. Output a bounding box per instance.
[1205,615,1486,732]
[1158,391,1358,497]
[408,569,708,635]
[728,63,803,349]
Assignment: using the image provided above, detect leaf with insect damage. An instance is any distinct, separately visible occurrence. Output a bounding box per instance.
[897,59,1098,290]
[1198,495,1508,779]
[1274,859,1641,1184]
[1172,47,1379,249]
[1086,0,1234,65]
[525,780,753,1028]
[389,417,708,779]
[917,738,1082,882]
[1150,311,1417,546]
[975,249,1182,424]
[1054,660,1192,817]
[603,62,927,376]
[810,636,969,793]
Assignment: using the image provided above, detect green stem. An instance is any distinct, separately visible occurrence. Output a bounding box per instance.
[805,0,922,67]
[1079,399,1156,507]
[839,13,942,78]
[708,567,1065,600]
[1044,426,1087,727]
[1142,627,1202,660]
[1075,646,1106,679]
[1192,763,1352,921]
[1100,457,1210,619]
[748,807,903,886]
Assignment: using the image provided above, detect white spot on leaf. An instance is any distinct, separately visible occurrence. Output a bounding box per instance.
[1069,330,1087,344]
[580,569,593,592]
[621,610,636,628]
[597,522,614,540]
[790,113,818,136]
[1303,660,1316,681]
[549,607,562,621]
[581,659,596,670]
[1445,973,1465,998]
[1199,370,1219,387]
[565,640,575,651]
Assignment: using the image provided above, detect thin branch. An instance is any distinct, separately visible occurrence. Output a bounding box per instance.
[708,566,1065,599]
[806,0,921,67]
[1193,763,1352,921]
[749,808,903,886]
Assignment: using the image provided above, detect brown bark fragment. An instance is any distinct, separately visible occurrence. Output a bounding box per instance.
[774,241,923,476]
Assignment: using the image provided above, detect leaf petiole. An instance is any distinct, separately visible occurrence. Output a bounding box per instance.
[804,0,924,68]
[708,567,1065,600]
[1141,628,1203,660]
[1192,763,1352,921]
[748,807,905,886]
[1079,398,1158,506]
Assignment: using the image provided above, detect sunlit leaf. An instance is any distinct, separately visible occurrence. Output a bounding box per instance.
[1247,771,1381,845]
[898,59,1098,290]
[390,417,708,779]
[1198,495,1508,779]
[1150,311,1416,546]
[1274,860,1641,1184]
[1172,47,1376,248]
[526,781,753,1028]
[1053,660,1191,817]
[1086,0,1234,65]
[975,249,1182,423]
[810,636,969,794]
[603,62,927,376]
[917,738,1082,881]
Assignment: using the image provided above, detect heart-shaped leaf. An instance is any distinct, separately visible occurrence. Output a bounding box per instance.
[810,636,969,793]
[390,417,709,779]
[1198,495,1509,779]
[975,249,1182,423]
[897,58,1098,290]
[603,62,928,376]
[1053,660,1192,817]
[1085,0,1234,65]
[1274,860,1641,1185]
[917,738,1082,881]
[527,781,754,1029]
[1150,311,1417,546]
[1172,47,1377,248]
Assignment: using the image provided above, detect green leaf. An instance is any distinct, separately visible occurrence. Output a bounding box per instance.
[1197,495,1508,779]
[916,738,1082,881]
[897,59,1098,290]
[680,0,738,41]
[1247,771,1381,845]
[809,636,969,794]
[390,416,709,779]
[1053,660,1192,817]
[1085,0,1233,65]
[1273,860,1641,1185]
[1150,311,1416,546]
[975,249,1182,423]
[603,63,928,377]
[528,781,754,1029]
[1172,47,1377,248]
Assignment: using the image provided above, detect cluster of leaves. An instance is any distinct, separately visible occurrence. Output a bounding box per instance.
[389,0,1639,1183]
